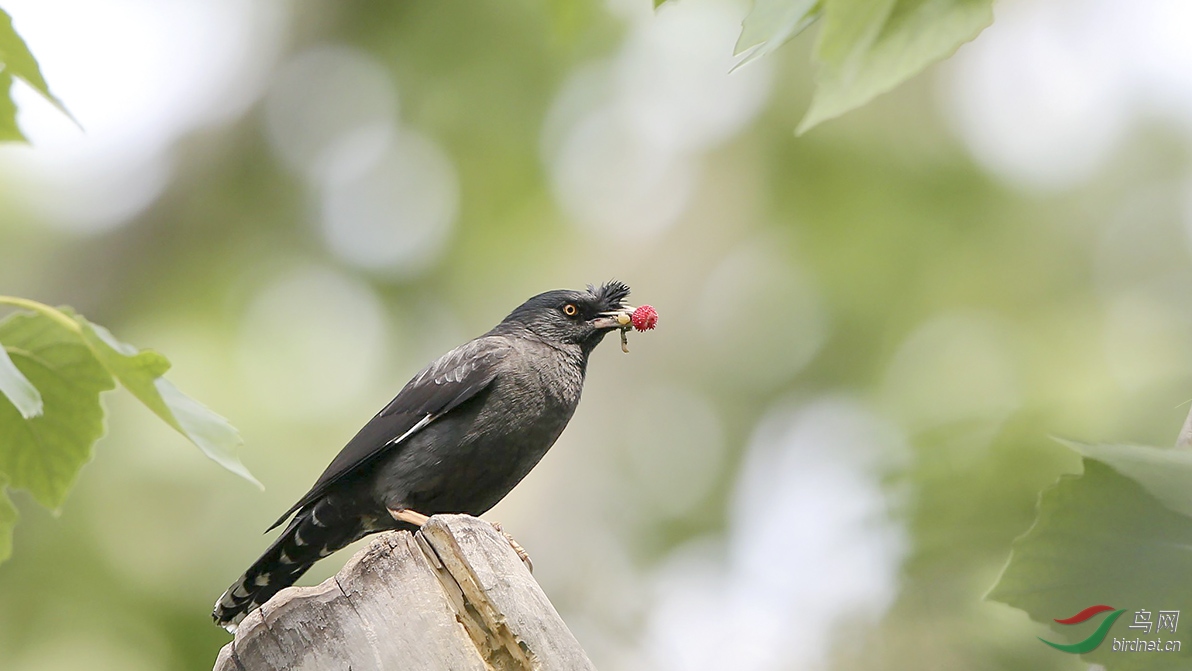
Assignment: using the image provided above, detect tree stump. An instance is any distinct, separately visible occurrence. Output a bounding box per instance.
[212,514,596,671]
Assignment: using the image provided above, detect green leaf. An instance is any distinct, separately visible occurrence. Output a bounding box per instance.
[0,8,74,121]
[0,311,114,510]
[733,0,820,71]
[988,460,1192,669]
[0,340,42,418]
[0,475,16,563]
[654,0,669,8]
[0,70,23,141]
[1060,440,1192,518]
[0,299,259,490]
[0,300,259,563]
[797,0,992,134]
[73,315,263,489]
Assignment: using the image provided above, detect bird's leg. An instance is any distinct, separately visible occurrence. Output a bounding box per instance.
[490,522,534,573]
[388,508,429,527]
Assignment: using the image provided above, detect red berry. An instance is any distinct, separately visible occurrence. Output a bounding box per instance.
[631,304,658,331]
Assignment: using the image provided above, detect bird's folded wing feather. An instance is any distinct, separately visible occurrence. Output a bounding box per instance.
[266,337,511,530]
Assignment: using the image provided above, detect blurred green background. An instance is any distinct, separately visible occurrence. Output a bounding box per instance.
[2,0,1192,669]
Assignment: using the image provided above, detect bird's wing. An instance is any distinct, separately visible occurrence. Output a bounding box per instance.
[266,337,511,531]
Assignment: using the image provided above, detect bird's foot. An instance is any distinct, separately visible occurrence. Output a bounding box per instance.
[490,522,534,573]
[388,508,430,527]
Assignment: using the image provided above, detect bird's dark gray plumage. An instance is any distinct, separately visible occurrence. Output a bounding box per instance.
[213,281,635,630]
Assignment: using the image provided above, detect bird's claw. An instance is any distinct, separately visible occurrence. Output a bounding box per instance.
[490,522,533,573]
[388,508,430,527]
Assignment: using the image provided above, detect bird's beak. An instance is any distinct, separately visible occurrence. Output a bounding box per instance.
[591,307,636,331]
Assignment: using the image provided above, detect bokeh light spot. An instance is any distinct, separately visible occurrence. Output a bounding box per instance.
[235,265,389,420]
[319,129,459,277]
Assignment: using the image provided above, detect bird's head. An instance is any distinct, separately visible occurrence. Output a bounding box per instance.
[498,281,636,351]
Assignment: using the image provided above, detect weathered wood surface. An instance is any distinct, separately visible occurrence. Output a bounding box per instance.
[213,515,596,671]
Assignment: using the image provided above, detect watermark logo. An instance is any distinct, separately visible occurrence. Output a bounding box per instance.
[1040,605,1125,654]
[1040,605,1181,654]
[1113,609,1181,652]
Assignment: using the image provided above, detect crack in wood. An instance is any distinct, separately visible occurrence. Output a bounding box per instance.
[415,528,534,670]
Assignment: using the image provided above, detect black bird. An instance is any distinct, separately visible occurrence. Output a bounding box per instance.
[213,281,638,631]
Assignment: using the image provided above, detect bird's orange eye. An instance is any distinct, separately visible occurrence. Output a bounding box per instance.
[563,303,579,317]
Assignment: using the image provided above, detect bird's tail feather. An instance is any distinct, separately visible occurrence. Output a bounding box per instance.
[212,499,360,631]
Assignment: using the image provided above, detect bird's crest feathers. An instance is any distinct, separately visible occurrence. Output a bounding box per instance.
[589,280,631,308]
